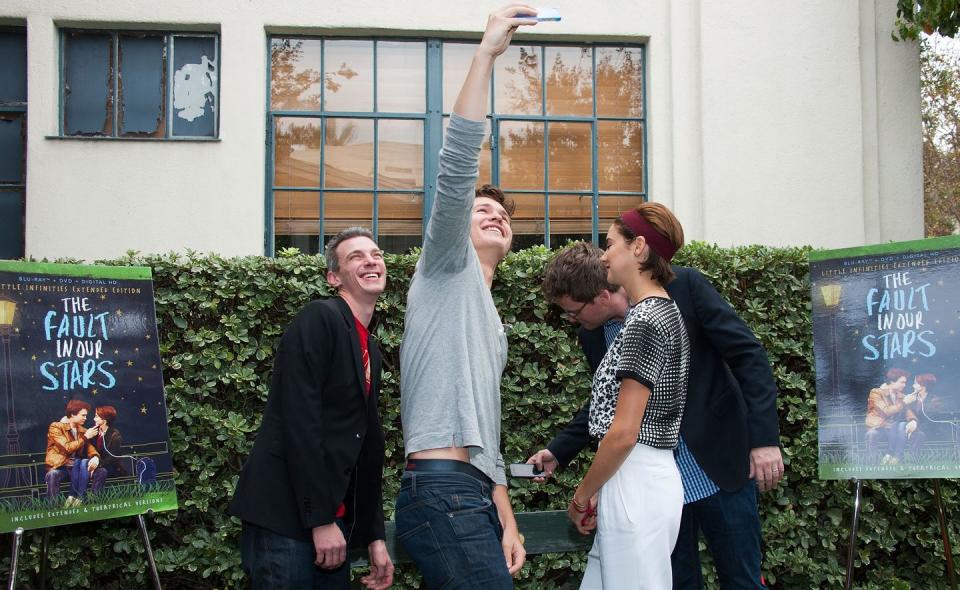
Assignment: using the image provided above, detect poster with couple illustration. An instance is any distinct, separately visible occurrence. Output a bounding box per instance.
[812,234,960,479]
[0,261,178,533]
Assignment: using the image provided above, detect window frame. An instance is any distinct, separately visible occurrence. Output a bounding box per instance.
[267,37,431,256]
[58,28,220,140]
[265,36,646,256]
[0,26,27,259]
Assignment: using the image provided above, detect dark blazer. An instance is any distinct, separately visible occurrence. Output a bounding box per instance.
[229,297,386,546]
[96,428,126,477]
[547,266,780,491]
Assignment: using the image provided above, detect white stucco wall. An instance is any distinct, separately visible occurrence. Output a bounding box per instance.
[1,0,922,259]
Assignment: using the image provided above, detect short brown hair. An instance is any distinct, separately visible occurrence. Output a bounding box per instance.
[475,184,516,218]
[95,406,118,425]
[885,368,909,383]
[612,202,684,285]
[65,399,91,417]
[542,242,619,304]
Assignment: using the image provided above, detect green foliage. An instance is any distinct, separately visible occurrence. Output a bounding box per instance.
[4,244,958,589]
[921,37,960,236]
[895,0,960,40]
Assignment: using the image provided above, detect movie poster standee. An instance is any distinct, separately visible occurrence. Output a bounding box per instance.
[841,478,956,590]
[810,236,960,589]
[843,479,864,590]
[0,261,178,588]
[135,512,163,590]
[7,512,162,590]
[7,527,22,590]
[934,480,958,590]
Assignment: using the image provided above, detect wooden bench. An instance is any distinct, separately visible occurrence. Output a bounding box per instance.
[0,442,172,501]
[349,510,592,567]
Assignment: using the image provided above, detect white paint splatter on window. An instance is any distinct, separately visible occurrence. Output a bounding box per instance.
[173,55,217,122]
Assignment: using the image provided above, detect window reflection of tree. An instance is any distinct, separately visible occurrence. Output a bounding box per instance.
[271,39,359,109]
[498,47,542,115]
[596,48,643,117]
[326,120,357,146]
[271,39,319,110]
[499,47,643,194]
[272,40,359,161]
[270,40,643,248]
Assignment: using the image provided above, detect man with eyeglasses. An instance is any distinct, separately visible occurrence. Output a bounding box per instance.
[527,241,783,589]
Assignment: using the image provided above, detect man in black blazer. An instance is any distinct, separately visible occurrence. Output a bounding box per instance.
[528,242,783,589]
[230,227,394,590]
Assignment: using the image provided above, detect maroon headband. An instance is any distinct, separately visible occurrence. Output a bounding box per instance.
[619,209,678,261]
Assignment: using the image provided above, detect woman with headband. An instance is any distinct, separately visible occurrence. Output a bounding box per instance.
[567,202,690,589]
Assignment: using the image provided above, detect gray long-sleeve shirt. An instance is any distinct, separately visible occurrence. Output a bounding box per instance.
[399,113,508,486]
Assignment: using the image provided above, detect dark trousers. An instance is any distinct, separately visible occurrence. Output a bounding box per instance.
[45,459,107,500]
[866,423,907,460]
[240,521,349,590]
[396,470,512,590]
[671,482,764,589]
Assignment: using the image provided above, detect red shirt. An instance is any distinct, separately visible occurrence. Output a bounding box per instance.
[353,316,371,396]
[336,316,372,519]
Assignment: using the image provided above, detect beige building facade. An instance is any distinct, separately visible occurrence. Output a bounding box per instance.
[0,0,922,260]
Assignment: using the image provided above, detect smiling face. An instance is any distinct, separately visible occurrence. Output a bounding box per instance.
[600,223,640,287]
[470,196,513,260]
[891,376,908,393]
[326,236,387,301]
[69,409,88,427]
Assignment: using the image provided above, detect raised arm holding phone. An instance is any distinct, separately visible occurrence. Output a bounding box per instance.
[395,6,539,589]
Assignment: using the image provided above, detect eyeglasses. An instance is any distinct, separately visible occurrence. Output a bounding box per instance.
[563,300,590,320]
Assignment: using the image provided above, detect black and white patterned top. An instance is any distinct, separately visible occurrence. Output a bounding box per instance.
[588,297,690,448]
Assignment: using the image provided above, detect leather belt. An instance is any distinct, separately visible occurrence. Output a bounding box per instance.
[404,458,493,486]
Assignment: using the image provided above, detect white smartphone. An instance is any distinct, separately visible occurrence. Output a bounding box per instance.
[508,463,544,478]
[518,7,562,22]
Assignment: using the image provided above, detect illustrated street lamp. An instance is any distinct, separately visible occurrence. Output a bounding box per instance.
[820,284,842,397]
[0,297,28,489]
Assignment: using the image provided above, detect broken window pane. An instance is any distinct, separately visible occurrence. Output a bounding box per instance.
[61,30,219,139]
[0,114,24,184]
[0,190,24,259]
[64,32,114,136]
[171,36,217,137]
[0,30,27,104]
[119,34,165,137]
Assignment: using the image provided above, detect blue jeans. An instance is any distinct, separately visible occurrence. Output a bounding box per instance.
[866,422,907,460]
[671,482,764,589]
[240,521,349,590]
[45,459,107,500]
[396,471,512,589]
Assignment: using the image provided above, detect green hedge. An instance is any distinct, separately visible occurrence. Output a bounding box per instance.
[4,242,958,589]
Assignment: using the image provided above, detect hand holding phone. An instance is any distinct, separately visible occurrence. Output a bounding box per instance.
[517,7,562,22]
[509,463,544,478]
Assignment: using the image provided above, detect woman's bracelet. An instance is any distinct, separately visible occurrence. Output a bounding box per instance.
[571,496,587,513]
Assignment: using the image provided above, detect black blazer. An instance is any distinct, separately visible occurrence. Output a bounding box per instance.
[547,266,780,491]
[96,428,126,477]
[229,297,386,546]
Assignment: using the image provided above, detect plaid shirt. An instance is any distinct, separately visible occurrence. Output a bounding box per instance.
[602,318,719,504]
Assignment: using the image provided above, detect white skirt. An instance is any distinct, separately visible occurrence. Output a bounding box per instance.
[580,443,684,590]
